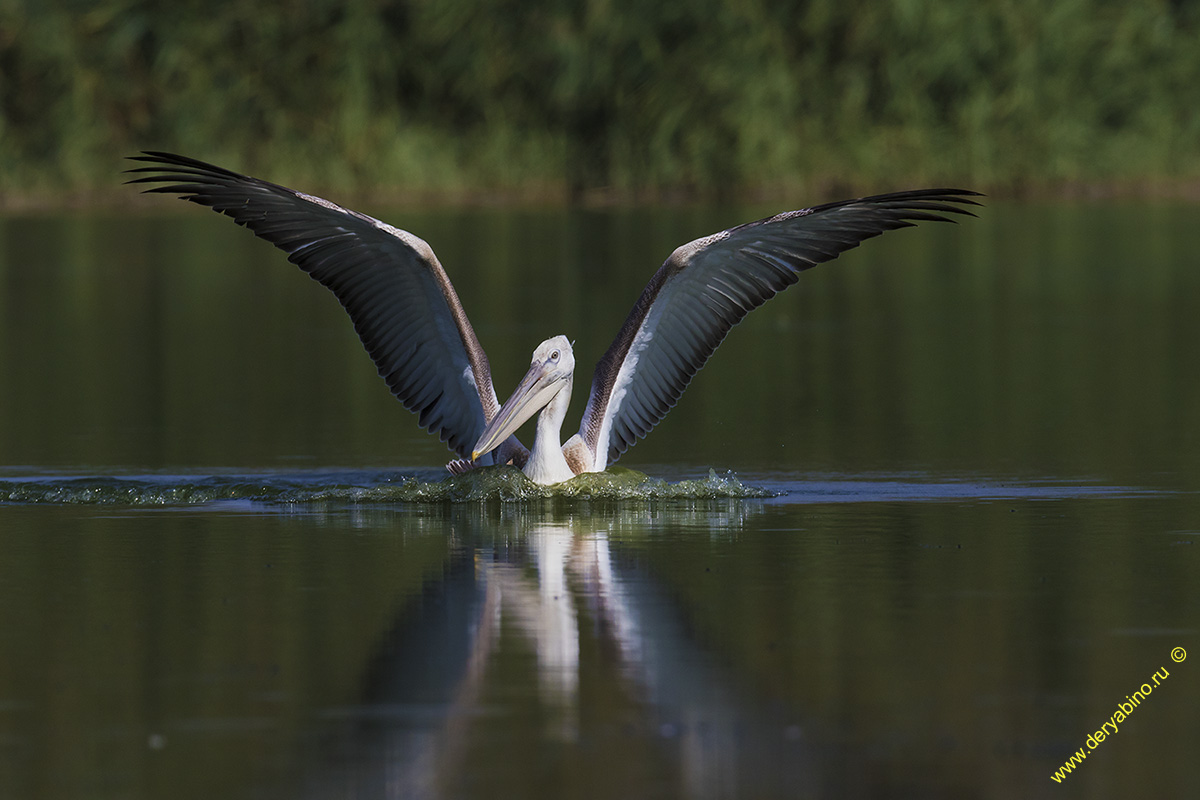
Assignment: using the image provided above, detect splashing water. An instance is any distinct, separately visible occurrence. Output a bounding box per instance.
[0,467,775,507]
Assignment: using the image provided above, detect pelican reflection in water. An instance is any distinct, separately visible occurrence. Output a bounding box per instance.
[128,153,978,483]
[300,510,800,799]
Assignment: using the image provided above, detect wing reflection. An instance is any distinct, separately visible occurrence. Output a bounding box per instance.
[302,504,814,799]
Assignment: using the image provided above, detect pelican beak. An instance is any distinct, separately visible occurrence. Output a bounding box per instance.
[472,360,564,462]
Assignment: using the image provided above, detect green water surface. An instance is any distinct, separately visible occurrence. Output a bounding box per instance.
[0,201,1197,799]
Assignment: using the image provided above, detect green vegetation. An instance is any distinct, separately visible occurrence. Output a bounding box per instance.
[2,0,1200,203]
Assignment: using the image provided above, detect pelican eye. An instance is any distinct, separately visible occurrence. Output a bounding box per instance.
[550,350,560,361]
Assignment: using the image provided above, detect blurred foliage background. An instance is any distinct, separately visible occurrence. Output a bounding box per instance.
[2,0,1199,203]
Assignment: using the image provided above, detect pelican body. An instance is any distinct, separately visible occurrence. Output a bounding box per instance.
[128,153,978,484]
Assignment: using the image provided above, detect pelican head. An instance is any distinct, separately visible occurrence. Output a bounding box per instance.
[472,335,575,465]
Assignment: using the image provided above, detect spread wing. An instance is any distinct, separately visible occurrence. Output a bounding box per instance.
[126,151,502,461]
[578,189,981,469]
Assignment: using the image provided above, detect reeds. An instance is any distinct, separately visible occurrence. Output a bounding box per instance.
[2,0,1198,201]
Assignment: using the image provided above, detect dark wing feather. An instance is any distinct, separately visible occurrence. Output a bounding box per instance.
[579,189,981,468]
[126,151,500,460]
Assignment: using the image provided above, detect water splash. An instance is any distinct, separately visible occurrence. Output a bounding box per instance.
[0,467,774,507]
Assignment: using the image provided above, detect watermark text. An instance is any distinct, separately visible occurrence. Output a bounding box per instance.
[1050,647,1184,784]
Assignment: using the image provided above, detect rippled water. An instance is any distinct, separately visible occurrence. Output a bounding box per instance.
[0,468,1164,507]
[1,202,1198,798]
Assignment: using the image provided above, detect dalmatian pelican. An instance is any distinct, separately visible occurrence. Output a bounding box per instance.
[128,152,978,484]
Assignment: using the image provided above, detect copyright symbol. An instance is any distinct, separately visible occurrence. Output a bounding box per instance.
[1171,647,1187,663]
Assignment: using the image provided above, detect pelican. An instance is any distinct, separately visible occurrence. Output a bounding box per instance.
[127,153,978,484]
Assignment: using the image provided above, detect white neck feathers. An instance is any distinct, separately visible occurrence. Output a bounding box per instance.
[524,379,575,485]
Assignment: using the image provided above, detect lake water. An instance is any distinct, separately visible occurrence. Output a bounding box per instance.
[0,200,1197,798]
